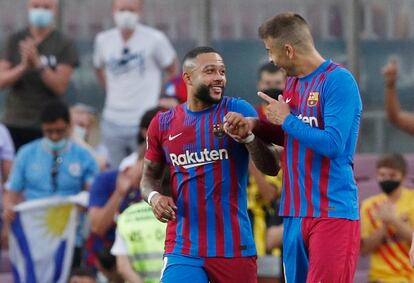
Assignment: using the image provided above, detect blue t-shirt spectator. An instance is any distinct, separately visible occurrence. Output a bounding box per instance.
[6,139,98,200]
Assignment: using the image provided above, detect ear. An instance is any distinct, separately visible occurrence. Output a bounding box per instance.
[285,44,295,60]
[182,72,192,86]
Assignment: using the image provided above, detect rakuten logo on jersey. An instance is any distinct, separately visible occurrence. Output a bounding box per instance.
[170,149,229,169]
[297,114,319,128]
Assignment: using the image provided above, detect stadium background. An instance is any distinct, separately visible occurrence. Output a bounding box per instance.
[1,0,414,153]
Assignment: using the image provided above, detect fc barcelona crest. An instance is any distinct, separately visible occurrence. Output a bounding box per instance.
[307,92,319,107]
[213,123,225,138]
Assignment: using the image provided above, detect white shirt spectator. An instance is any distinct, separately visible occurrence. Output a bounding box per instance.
[94,24,176,127]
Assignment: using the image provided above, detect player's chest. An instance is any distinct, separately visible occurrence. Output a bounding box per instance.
[284,81,324,128]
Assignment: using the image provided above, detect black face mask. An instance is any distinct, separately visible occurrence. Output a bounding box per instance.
[262,88,284,100]
[379,180,401,195]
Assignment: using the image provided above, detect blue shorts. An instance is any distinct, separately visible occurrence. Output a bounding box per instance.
[161,253,257,283]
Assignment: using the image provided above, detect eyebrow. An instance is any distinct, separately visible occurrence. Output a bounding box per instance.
[201,63,225,70]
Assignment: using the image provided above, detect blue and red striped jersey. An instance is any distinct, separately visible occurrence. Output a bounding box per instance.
[280,60,362,220]
[145,96,258,258]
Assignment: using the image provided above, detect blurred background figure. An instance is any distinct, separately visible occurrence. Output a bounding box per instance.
[0,0,79,150]
[360,154,414,282]
[2,101,98,267]
[111,200,166,283]
[69,267,97,283]
[382,58,414,136]
[70,103,108,170]
[94,0,178,168]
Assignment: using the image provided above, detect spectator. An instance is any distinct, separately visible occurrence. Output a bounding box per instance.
[2,101,98,265]
[70,103,108,170]
[255,63,286,121]
[360,153,414,282]
[0,124,14,251]
[0,0,79,150]
[85,148,143,269]
[136,106,164,146]
[95,248,123,283]
[69,267,97,283]
[94,0,178,168]
[382,57,414,135]
[111,201,166,283]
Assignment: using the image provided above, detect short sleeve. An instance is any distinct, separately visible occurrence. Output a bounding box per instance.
[93,33,105,68]
[111,230,129,256]
[145,113,165,163]
[0,125,15,161]
[5,148,27,192]
[81,150,99,187]
[235,99,258,118]
[153,32,176,69]
[58,38,79,67]
[88,171,116,208]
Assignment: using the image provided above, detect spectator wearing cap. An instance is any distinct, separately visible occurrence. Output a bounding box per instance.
[85,147,144,269]
[0,0,79,150]
[94,0,178,168]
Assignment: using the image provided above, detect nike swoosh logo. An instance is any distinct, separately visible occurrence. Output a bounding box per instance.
[183,161,215,169]
[168,133,183,141]
[286,98,292,104]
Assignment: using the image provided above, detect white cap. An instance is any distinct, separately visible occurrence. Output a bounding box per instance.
[118,152,138,172]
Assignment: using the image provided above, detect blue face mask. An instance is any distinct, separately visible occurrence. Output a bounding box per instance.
[44,138,67,152]
[29,8,54,28]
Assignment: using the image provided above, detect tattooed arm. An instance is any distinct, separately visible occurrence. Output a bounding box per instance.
[140,159,177,223]
[224,112,280,176]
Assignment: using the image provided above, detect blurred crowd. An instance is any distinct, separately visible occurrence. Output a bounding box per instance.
[0,0,414,283]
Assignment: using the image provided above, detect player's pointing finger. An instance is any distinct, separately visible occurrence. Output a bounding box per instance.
[257,91,277,104]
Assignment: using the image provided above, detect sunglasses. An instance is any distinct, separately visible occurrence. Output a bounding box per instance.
[119,47,130,66]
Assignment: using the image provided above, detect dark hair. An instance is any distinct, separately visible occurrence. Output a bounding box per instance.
[40,101,70,124]
[376,153,408,176]
[69,267,96,281]
[258,12,313,49]
[96,247,117,271]
[258,63,284,79]
[137,106,163,144]
[183,46,218,65]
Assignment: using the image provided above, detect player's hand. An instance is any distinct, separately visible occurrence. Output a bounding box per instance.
[382,57,398,88]
[150,194,177,223]
[223,112,250,142]
[409,232,414,266]
[258,92,290,126]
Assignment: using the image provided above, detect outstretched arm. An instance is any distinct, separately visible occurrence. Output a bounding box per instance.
[224,112,280,176]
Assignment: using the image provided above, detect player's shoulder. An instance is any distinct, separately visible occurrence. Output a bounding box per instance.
[157,105,184,129]
[324,62,356,82]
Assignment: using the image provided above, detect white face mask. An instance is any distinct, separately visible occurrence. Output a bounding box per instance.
[73,126,87,141]
[114,11,139,31]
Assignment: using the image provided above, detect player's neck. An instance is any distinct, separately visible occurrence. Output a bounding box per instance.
[187,97,215,112]
[295,50,325,78]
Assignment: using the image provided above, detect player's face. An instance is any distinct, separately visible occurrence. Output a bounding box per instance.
[377,167,404,183]
[264,37,296,76]
[258,71,286,92]
[113,0,142,14]
[191,53,226,104]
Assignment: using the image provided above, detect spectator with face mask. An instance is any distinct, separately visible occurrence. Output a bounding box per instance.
[0,0,79,151]
[361,153,414,282]
[94,0,178,169]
